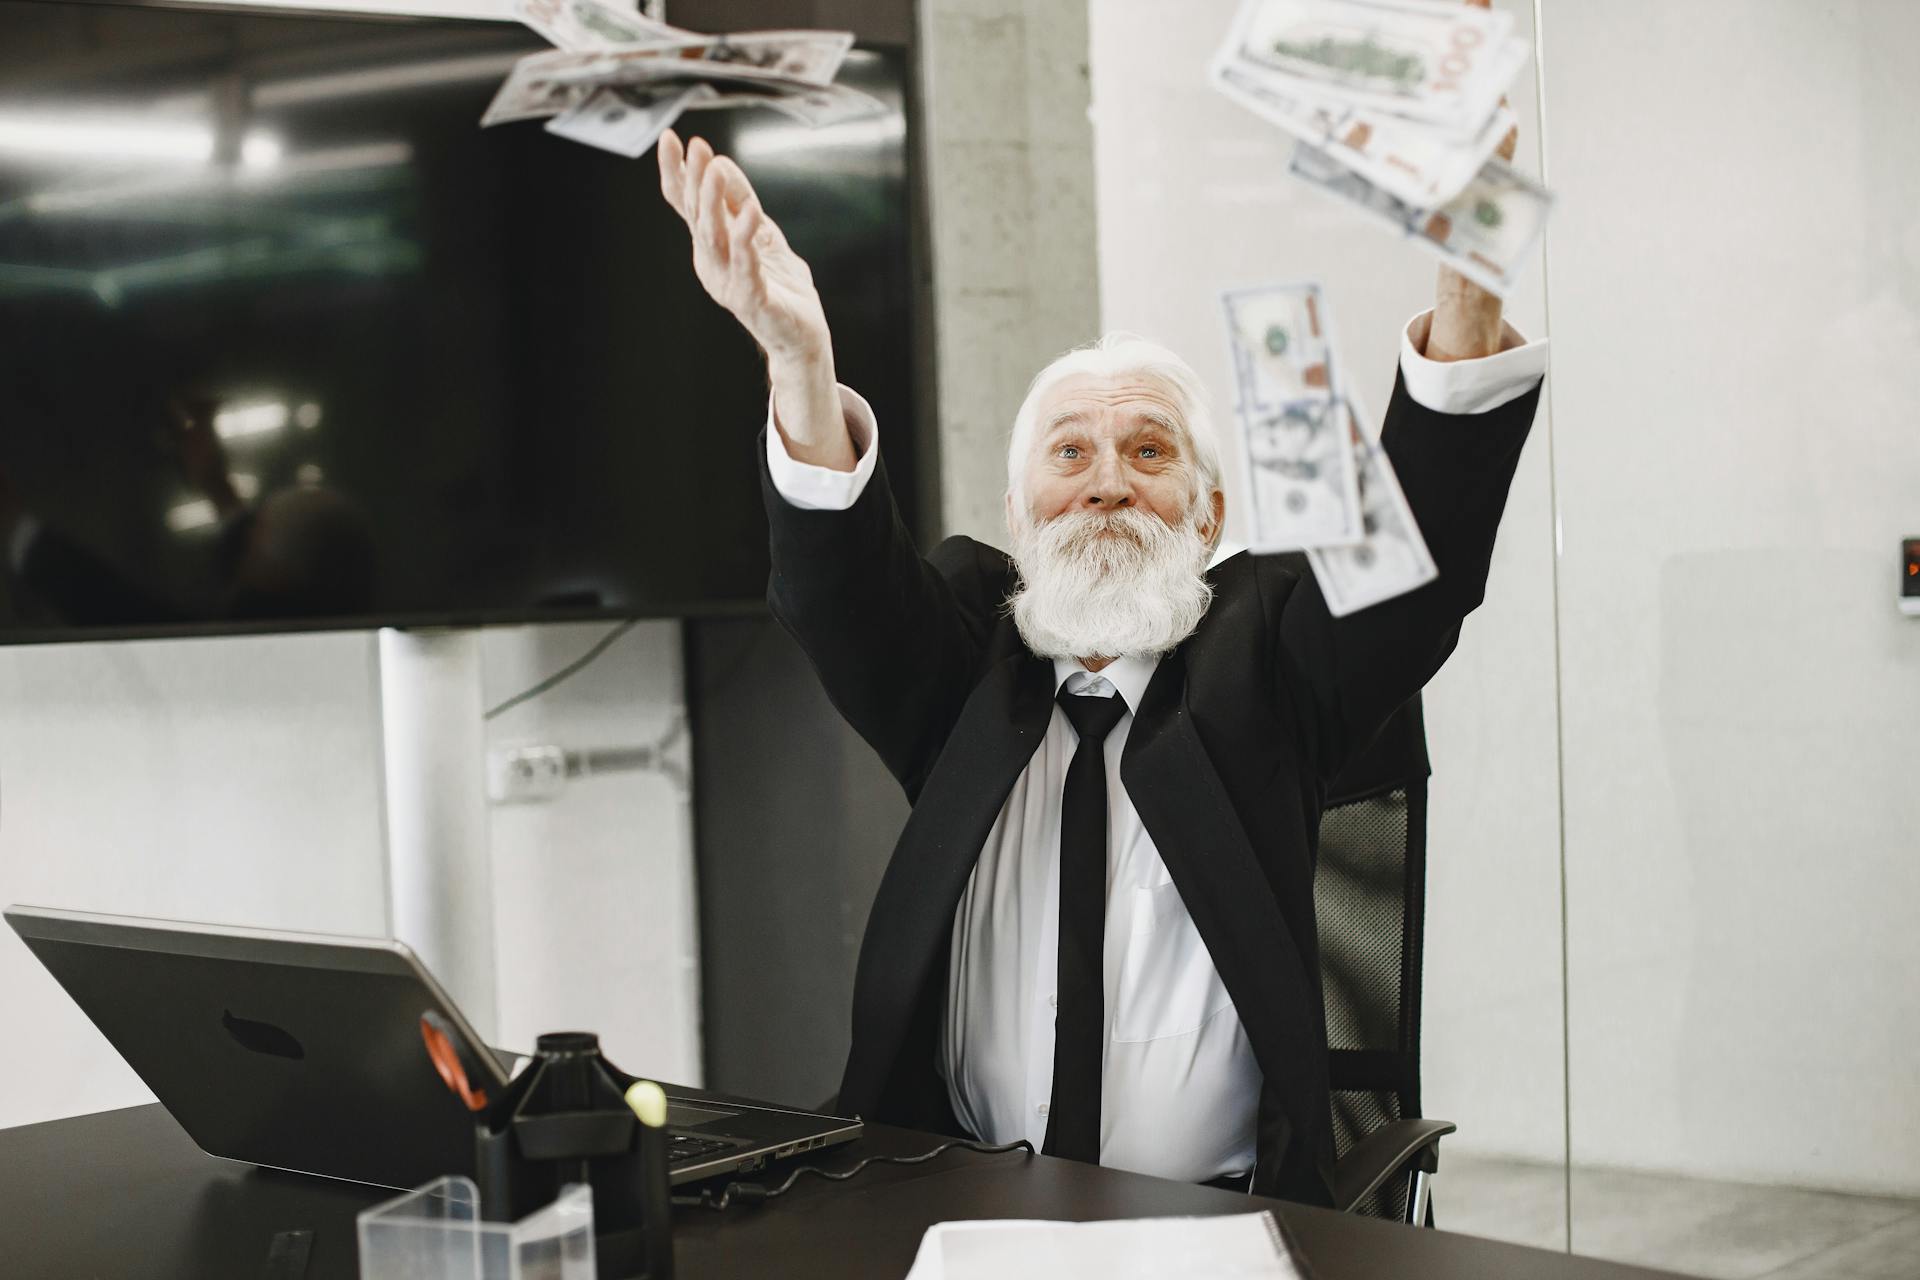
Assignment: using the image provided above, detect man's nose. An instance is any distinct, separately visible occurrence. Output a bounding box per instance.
[1082,450,1134,508]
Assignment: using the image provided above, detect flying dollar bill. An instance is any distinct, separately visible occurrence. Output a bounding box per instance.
[1221,282,1364,551]
[482,54,595,126]
[512,44,880,121]
[511,0,772,111]
[547,85,699,158]
[1219,0,1517,134]
[483,42,882,131]
[1222,280,1339,410]
[1305,393,1438,614]
[490,7,877,139]
[533,30,857,87]
[1211,57,1514,207]
[1287,141,1551,296]
[514,0,677,51]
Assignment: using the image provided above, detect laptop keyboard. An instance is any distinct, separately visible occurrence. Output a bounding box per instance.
[667,1132,740,1165]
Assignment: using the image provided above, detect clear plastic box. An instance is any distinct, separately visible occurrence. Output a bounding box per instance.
[356,1175,597,1280]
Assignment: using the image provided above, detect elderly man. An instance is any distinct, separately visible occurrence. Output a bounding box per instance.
[658,101,1544,1204]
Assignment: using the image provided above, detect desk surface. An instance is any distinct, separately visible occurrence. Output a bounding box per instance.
[2,1104,1690,1280]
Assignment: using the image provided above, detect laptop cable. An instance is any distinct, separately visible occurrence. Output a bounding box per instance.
[671,1137,1037,1210]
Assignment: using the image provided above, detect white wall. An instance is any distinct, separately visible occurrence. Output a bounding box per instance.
[1541,0,1920,1196]
[482,621,701,1086]
[1088,0,1568,1176]
[0,633,391,1130]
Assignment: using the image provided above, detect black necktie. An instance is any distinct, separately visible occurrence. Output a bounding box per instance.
[1044,684,1128,1164]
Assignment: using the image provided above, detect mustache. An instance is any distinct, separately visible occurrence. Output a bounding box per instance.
[1036,507,1163,553]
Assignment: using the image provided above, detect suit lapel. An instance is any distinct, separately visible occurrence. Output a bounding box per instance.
[1121,649,1328,1132]
[840,647,1056,1110]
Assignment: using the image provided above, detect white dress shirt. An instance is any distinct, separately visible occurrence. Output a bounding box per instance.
[942,655,1263,1180]
[764,311,1547,1181]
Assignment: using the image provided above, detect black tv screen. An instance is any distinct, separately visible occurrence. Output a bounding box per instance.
[0,0,917,642]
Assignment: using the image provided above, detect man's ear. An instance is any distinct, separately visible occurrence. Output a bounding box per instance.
[1004,490,1017,541]
[1203,488,1226,551]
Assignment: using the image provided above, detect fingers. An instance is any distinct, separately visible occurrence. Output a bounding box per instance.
[726,196,762,273]
[697,152,730,267]
[661,135,774,294]
[658,128,685,215]
[708,155,755,216]
[681,135,712,231]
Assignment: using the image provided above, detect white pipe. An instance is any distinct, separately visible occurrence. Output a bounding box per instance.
[378,627,498,1042]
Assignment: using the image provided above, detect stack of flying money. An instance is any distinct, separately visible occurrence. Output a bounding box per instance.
[1221,281,1436,615]
[1211,0,1552,296]
[483,0,886,158]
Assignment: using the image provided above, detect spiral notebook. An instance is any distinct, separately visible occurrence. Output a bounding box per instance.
[904,1211,1313,1280]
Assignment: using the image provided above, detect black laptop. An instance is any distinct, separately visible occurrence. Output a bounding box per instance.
[5,904,861,1190]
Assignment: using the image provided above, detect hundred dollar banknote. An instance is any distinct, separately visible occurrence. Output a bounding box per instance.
[547,85,699,158]
[514,0,677,51]
[523,44,880,122]
[534,30,857,87]
[511,0,769,112]
[483,42,882,131]
[1218,0,1518,135]
[483,53,595,125]
[1221,282,1364,551]
[1306,393,1438,615]
[1211,57,1515,207]
[1287,141,1551,296]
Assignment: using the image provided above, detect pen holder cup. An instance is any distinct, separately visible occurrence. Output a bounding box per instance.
[471,1032,675,1280]
[357,1175,596,1280]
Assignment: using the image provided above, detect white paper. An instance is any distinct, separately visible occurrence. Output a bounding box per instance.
[903,1212,1306,1280]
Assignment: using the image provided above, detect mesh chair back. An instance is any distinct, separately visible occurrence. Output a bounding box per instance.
[1314,698,1429,1221]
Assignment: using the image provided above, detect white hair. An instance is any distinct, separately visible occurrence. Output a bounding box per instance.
[1004,332,1224,522]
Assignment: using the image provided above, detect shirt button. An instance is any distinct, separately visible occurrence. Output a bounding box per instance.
[1036,1103,1050,1117]
[1048,994,1058,1010]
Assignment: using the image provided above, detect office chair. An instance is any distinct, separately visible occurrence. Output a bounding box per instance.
[1314,694,1453,1224]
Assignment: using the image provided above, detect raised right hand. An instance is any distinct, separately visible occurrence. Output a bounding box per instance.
[658,128,831,366]
[658,128,854,471]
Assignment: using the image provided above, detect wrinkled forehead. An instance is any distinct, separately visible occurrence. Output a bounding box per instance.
[1032,371,1189,441]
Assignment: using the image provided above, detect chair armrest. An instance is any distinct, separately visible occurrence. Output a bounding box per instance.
[1327,1117,1457,1214]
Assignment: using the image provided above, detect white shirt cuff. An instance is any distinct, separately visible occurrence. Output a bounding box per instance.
[764,384,881,511]
[1397,309,1548,415]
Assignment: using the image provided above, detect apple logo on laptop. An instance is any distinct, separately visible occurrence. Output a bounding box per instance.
[221,1009,306,1060]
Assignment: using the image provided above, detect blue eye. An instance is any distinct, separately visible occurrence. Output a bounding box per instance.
[1139,446,1159,458]
[1059,445,1080,459]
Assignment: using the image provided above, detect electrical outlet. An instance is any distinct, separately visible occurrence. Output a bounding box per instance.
[488,744,567,804]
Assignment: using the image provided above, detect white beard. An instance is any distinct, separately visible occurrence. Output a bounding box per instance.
[1007,505,1216,661]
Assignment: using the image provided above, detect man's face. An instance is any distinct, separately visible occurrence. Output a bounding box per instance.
[1016,373,1223,541]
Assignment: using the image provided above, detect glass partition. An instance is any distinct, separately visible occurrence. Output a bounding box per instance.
[1541,1,1920,1273]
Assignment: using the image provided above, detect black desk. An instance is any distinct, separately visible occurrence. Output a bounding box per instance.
[3,1105,1687,1279]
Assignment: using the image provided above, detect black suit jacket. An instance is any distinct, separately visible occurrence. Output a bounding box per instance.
[760,369,1542,1204]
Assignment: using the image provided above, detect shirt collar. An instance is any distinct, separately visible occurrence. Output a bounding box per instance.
[1051,653,1159,712]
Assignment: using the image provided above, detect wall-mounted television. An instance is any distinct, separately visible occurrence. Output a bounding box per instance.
[0,0,918,643]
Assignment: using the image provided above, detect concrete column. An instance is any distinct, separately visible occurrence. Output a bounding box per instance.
[917,0,1102,542]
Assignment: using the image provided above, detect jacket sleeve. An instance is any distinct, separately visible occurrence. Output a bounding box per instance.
[1274,368,1541,782]
[760,428,996,799]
